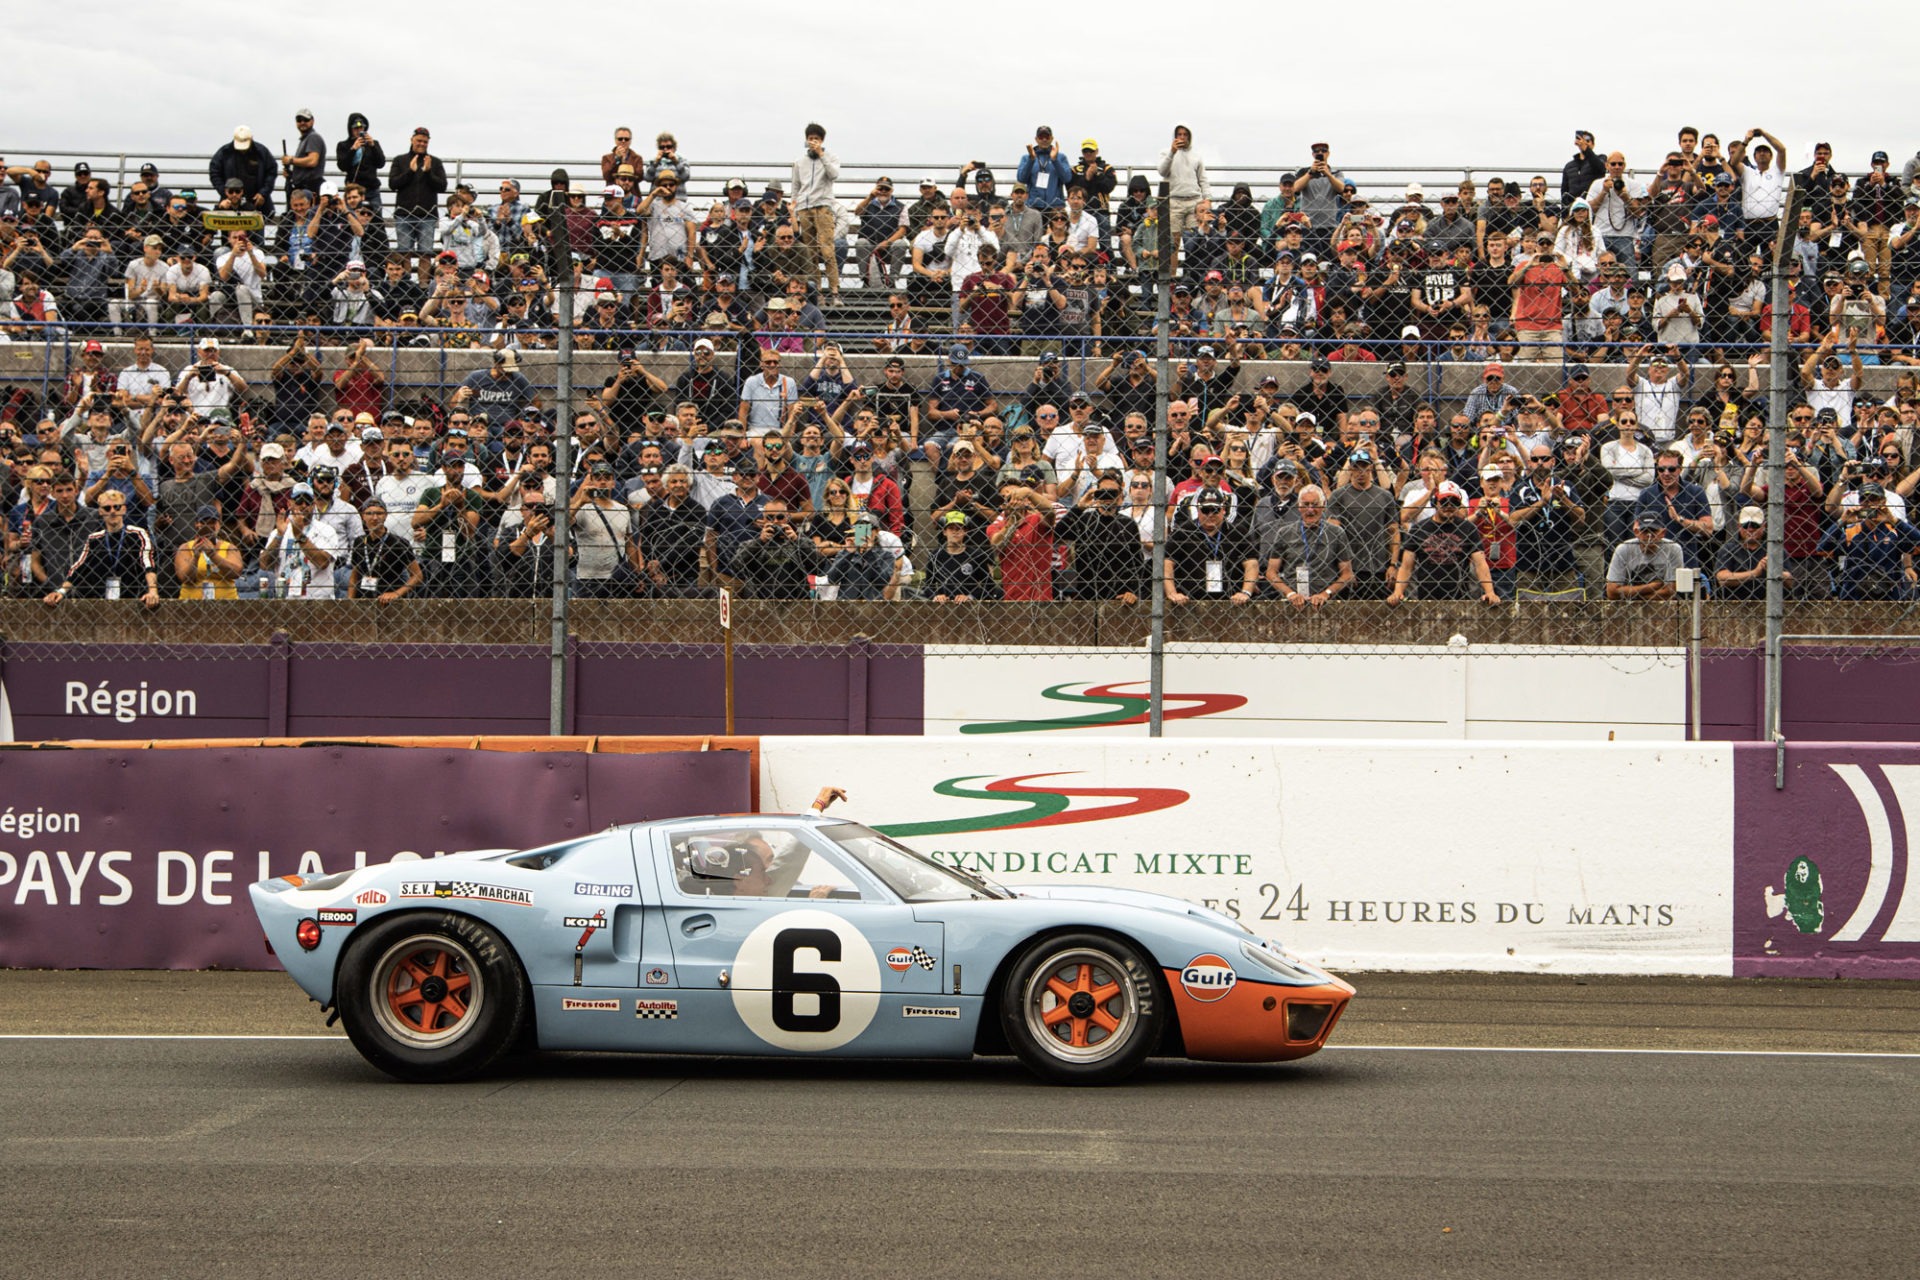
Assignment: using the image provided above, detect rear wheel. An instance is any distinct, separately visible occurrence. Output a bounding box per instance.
[1001,932,1163,1085]
[336,913,528,1082]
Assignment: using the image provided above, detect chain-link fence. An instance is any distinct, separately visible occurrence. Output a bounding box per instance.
[5,139,1918,739]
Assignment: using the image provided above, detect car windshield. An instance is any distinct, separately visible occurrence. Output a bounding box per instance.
[820,822,1008,902]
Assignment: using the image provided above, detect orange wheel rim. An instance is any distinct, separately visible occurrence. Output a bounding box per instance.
[386,946,474,1034]
[369,934,487,1048]
[1025,947,1137,1063]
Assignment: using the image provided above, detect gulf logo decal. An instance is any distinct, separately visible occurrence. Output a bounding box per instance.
[886,947,914,972]
[1180,954,1238,1002]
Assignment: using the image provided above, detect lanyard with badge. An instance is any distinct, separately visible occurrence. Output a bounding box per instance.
[1203,527,1227,594]
[104,528,127,599]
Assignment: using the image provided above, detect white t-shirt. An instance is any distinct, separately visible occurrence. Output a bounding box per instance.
[216,248,267,288]
[1634,376,1684,441]
[374,471,435,542]
[162,262,212,298]
[271,520,345,598]
[118,360,171,403]
[942,226,1000,294]
[124,258,169,299]
[1742,162,1786,220]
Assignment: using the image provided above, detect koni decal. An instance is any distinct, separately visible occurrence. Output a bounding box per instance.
[874,772,1189,838]
[960,682,1246,735]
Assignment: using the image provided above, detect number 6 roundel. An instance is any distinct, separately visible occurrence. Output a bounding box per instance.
[731,910,882,1051]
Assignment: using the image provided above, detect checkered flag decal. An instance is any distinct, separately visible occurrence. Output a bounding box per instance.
[635,1003,678,1020]
[910,946,937,971]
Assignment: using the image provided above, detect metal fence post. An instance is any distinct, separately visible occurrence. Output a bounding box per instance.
[1762,181,1796,761]
[1149,182,1173,737]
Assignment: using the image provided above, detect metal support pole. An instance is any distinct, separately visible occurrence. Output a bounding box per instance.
[548,214,575,736]
[1762,182,1795,761]
[1148,183,1174,737]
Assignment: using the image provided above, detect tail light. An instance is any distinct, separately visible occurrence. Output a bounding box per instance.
[295,919,323,951]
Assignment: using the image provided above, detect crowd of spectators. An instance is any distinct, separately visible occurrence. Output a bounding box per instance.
[4,117,1920,606]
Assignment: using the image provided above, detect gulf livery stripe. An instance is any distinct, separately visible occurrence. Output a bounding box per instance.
[959,683,1247,734]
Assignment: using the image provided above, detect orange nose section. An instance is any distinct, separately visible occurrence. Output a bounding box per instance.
[1166,969,1353,1063]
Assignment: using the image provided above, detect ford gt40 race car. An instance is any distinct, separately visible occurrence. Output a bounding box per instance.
[250,813,1352,1085]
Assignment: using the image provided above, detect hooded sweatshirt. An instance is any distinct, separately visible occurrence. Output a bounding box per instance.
[336,112,387,194]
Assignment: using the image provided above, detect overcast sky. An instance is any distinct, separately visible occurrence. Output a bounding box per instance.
[11,2,1915,188]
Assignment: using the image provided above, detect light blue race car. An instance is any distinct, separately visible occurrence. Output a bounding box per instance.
[250,812,1353,1085]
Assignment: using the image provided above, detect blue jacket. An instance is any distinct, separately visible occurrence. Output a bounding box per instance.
[1015,151,1072,210]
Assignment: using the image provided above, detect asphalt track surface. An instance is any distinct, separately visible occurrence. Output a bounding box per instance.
[3,972,1917,1280]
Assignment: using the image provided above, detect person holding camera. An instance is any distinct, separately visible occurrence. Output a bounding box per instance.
[730,499,827,599]
[824,515,899,601]
[215,230,269,329]
[1818,483,1920,600]
[174,338,247,421]
[335,113,386,214]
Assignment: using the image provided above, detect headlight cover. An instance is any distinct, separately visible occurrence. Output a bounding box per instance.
[1241,940,1330,986]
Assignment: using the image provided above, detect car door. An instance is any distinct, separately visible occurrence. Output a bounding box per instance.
[647,821,951,1055]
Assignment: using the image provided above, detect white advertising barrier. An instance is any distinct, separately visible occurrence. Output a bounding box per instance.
[760,737,1734,976]
[923,644,1688,740]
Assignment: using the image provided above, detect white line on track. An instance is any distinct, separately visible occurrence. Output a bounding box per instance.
[0,1035,1914,1059]
[1330,1044,1920,1060]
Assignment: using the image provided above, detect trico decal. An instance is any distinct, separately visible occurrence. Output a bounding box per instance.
[886,947,914,972]
[902,1004,961,1019]
[353,889,389,907]
[574,882,634,898]
[560,998,620,1011]
[397,880,534,907]
[317,908,356,926]
[645,968,671,986]
[634,999,679,1020]
[1179,953,1238,1002]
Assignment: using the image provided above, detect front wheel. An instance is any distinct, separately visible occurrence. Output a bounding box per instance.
[1001,932,1163,1085]
[336,913,528,1082]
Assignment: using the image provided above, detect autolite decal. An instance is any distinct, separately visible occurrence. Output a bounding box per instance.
[875,772,1189,838]
[960,682,1247,735]
[1180,954,1238,1002]
[635,999,679,1020]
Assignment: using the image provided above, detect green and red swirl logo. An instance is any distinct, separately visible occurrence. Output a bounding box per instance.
[875,772,1189,838]
[960,682,1246,735]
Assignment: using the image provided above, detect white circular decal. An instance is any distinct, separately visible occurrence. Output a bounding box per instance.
[731,909,881,1051]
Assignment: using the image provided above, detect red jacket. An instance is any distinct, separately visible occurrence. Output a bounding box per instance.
[852,473,904,535]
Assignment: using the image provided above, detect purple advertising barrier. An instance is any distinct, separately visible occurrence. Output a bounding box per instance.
[0,746,752,970]
[1733,742,1920,978]
[2,641,927,740]
[3,642,277,740]
[1698,648,1920,742]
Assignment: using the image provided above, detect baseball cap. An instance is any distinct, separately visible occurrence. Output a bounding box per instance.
[1195,491,1226,512]
[948,343,970,364]
[195,504,219,521]
[1859,482,1887,500]
[1272,460,1301,478]
[346,258,366,272]
[1634,510,1664,530]
[1568,363,1591,380]
[1480,465,1504,480]
[354,411,376,426]
[232,126,253,149]
[1738,506,1765,527]
[142,234,163,248]
[692,337,715,353]
[1309,355,1331,372]
[1434,481,1467,503]
[290,482,315,499]
[259,443,285,460]
[361,426,384,441]
[83,339,103,354]
[1484,361,1505,377]
[942,511,969,527]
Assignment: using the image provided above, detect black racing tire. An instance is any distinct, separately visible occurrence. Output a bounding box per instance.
[1000,931,1164,1085]
[335,912,529,1083]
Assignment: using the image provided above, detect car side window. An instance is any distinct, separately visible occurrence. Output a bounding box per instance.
[669,827,868,901]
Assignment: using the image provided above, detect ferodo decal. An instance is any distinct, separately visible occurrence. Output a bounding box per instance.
[1180,953,1238,1002]
[317,908,356,926]
[353,889,389,907]
[730,909,880,1052]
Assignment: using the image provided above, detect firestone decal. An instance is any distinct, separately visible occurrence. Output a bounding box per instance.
[561,998,620,1011]
[397,880,534,907]
[902,1005,960,1019]
[1180,953,1237,1002]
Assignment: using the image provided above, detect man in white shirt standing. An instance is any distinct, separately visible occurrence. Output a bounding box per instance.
[1584,152,1649,272]
[1739,128,1788,244]
[262,483,343,598]
[113,236,171,331]
[942,193,999,332]
[215,230,268,329]
[372,442,433,545]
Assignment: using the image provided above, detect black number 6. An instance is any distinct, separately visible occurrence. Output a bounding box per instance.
[772,927,841,1033]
